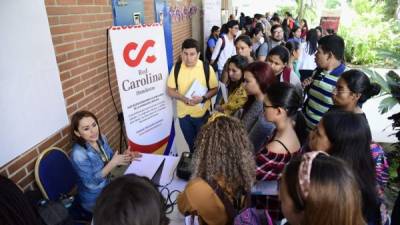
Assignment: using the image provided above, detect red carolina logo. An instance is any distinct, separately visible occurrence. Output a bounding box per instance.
[123,40,157,67]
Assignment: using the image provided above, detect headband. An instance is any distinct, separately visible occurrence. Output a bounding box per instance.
[207,112,229,124]
[298,151,329,199]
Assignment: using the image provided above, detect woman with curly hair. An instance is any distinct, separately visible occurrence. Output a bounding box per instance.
[178,114,256,225]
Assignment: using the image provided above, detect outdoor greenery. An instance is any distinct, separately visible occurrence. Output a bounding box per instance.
[338,0,400,67]
[365,69,400,185]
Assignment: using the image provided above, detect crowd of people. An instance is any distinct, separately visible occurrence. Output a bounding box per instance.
[169,11,397,225]
[1,11,399,225]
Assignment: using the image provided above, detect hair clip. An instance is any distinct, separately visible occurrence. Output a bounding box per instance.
[207,112,228,124]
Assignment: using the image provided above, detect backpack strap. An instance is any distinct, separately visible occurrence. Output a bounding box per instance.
[203,61,210,90]
[266,38,272,55]
[282,67,291,83]
[214,36,226,66]
[174,60,210,91]
[174,61,182,90]
[206,179,237,225]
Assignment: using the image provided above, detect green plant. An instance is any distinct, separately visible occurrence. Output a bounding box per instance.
[362,69,400,183]
[362,69,400,113]
[325,0,341,9]
[338,0,400,67]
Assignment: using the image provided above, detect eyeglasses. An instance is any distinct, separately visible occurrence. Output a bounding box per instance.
[263,102,278,111]
[332,88,353,94]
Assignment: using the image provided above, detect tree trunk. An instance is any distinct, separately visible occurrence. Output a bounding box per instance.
[297,0,305,21]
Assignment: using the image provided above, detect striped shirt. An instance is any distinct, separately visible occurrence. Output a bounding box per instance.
[304,64,346,130]
[256,141,297,181]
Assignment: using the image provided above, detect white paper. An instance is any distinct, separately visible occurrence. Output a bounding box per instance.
[219,81,228,103]
[184,79,208,107]
[184,215,200,225]
[124,153,165,179]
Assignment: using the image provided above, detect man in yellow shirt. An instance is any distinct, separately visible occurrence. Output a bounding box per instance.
[167,39,218,152]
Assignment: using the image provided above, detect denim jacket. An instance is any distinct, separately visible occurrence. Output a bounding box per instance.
[70,135,113,212]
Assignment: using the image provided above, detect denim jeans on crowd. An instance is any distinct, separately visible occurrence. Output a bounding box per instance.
[178,112,209,153]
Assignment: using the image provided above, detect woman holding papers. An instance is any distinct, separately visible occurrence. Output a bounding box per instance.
[70,110,141,212]
[178,113,255,225]
[216,55,249,116]
[241,61,276,151]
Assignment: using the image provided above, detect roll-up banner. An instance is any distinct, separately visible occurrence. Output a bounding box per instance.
[109,24,174,155]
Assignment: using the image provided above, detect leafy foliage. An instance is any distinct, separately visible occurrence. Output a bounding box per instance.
[338,0,400,67]
[362,69,400,113]
[325,0,341,9]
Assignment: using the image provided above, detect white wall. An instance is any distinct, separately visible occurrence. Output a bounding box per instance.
[0,1,68,166]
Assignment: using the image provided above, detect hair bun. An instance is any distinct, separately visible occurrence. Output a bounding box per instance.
[367,83,381,98]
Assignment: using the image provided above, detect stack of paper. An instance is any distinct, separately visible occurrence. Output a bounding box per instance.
[184,79,208,107]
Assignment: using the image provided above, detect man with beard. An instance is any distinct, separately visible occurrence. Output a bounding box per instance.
[257,24,285,62]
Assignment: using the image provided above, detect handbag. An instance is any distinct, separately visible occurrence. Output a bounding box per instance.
[37,200,73,225]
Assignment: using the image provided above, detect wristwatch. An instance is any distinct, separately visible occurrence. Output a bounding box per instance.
[201,95,207,103]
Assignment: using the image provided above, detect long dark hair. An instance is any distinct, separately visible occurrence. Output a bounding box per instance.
[266,82,305,144]
[226,55,248,93]
[340,70,381,105]
[289,26,301,39]
[285,41,300,56]
[242,62,276,112]
[266,82,303,120]
[305,29,318,55]
[70,110,103,148]
[94,174,169,225]
[0,176,42,225]
[321,110,381,224]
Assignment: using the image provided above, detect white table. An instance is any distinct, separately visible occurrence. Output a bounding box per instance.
[158,155,187,225]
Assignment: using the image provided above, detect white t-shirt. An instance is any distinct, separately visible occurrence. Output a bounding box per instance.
[298,42,317,70]
[280,69,302,88]
[211,34,236,71]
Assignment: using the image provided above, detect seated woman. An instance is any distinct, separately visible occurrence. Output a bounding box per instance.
[93,174,169,225]
[241,61,276,151]
[217,55,249,116]
[280,152,365,225]
[178,114,256,225]
[308,110,383,225]
[331,69,388,193]
[70,110,140,212]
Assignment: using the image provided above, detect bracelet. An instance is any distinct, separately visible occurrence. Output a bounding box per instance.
[201,96,207,103]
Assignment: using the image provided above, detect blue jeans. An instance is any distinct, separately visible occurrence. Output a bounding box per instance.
[178,113,209,153]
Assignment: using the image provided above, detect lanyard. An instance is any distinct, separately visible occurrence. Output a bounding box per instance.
[97,141,109,163]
